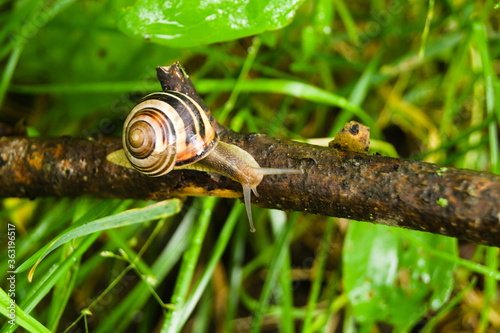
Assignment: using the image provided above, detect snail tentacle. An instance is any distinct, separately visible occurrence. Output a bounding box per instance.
[196,142,302,231]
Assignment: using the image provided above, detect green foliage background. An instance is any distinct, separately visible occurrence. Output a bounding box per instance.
[1,0,499,332]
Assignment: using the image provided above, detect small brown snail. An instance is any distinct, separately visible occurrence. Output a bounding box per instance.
[107,91,302,232]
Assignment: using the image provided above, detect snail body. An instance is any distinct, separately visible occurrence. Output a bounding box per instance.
[107,91,302,232]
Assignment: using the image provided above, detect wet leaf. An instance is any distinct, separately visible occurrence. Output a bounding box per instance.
[343,223,457,331]
[117,0,304,47]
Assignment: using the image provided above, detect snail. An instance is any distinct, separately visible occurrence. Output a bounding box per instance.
[107,91,303,232]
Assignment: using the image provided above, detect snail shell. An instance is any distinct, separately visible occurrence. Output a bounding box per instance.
[107,91,303,232]
[123,91,218,176]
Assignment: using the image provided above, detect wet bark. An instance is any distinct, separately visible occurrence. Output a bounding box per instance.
[1,63,499,247]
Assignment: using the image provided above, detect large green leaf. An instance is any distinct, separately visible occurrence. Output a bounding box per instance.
[343,223,457,331]
[116,0,304,47]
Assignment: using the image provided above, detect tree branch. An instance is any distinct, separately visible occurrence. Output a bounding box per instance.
[1,63,499,247]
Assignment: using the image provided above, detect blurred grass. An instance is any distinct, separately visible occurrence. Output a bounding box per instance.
[1,0,499,332]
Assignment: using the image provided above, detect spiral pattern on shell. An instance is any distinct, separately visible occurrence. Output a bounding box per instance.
[123,91,218,177]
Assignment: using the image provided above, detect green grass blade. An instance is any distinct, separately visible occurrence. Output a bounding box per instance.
[479,247,499,332]
[9,81,159,94]
[301,217,335,333]
[161,198,217,333]
[330,51,382,136]
[15,199,129,274]
[419,0,435,59]
[224,208,248,332]
[0,288,51,333]
[472,22,499,174]
[179,203,243,327]
[0,0,76,107]
[272,211,297,333]
[47,247,80,331]
[219,36,261,122]
[1,233,100,333]
[250,214,296,333]
[0,44,23,109]
[335,0,358,44]
[12,77,373,128]
[198,78,375,129]
[94,207,197,333]
[381,32,463,77]
[19,200,181,280]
